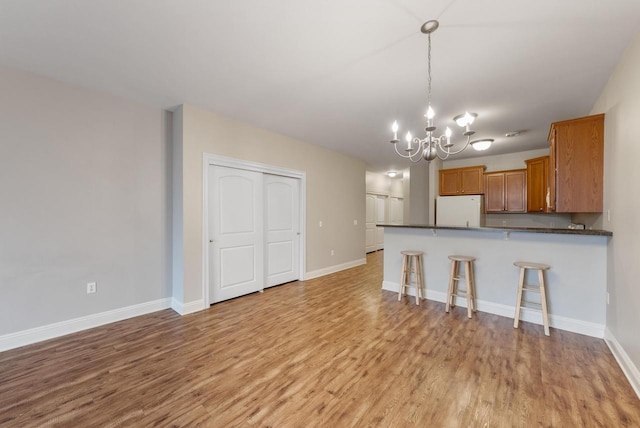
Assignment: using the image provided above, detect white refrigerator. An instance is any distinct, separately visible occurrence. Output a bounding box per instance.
[436,196,484,227]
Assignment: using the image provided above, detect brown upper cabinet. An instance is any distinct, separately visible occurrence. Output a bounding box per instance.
[525,156,549,213]
[439,165,485,196]
[484,170,527,213]
[548,114,604,213]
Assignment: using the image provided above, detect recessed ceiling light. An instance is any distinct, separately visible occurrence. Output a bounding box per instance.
[505,131,521,137]
[387,171,397,178]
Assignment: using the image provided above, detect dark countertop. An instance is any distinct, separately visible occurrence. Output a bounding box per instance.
[377,224,613,237]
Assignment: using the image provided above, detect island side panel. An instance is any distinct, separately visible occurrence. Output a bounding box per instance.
[382,227,607,337]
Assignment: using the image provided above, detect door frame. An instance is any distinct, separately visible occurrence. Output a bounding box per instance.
[202,153,306,306]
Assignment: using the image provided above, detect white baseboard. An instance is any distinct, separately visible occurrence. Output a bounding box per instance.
[605,328,640,400]
[171,298,206,315]
[0,298,172,353]
[382,280,604,338]
[305,258,367,280]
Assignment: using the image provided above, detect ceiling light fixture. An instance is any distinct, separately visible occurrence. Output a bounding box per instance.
[471,139,494,151]
[387,171,397,178]
[389,20,490,162]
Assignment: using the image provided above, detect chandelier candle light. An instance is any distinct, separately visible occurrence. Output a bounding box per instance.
[390,20,493,162]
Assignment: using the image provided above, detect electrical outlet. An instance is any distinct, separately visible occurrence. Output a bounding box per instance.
[87,282,97,294]
[607,209,611,222]
[331,249,335,256]
[607,292,610,305]
[319,220,323,228]
[353,219,358,225]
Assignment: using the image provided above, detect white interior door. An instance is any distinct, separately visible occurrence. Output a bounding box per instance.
[265,174,300,287]
[365,194,376,253]
[375,195,386,251]
[209,166,264,303]
[390,197,404,225]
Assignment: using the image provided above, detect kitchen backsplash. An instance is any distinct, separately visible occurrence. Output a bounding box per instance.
[484,212,572,228]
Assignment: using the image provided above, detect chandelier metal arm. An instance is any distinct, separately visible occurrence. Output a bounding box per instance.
[433,133,473,157]
[391,140,425,162]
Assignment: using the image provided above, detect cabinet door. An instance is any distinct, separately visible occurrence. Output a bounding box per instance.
[526,157,548,213]
[484,173,505,212]
[554,115,604,212]
[505,170,526,212]
[548,130,556,212]
[460,167,484,194]
[439,169,460,195]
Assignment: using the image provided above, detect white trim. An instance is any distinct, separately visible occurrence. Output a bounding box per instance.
[306,258,367,280]
[365,190,389,197]
[605,328,640,399]
[171,298,206,315]
[202,153,307,307]
[381,281,604,338]
[0,298,171,352]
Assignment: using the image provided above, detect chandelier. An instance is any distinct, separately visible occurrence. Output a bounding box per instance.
[389,20,493,162]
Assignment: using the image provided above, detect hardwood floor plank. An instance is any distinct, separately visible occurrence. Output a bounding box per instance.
[1,250,638,427]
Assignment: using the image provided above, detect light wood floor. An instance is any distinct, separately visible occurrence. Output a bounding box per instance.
[1,251,639,427]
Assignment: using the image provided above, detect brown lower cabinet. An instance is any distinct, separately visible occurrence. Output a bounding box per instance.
[484,170,527,213]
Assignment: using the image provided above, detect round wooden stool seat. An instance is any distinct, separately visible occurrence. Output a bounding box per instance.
[401,250,424,256]
[398,250,425,305]
[449,255,476,262]
[446,255,477,318]
[514,261,550,270]
[513,261,552,336]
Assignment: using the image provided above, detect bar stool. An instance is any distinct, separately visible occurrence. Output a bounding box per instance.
[513,261,551,336]
[446,255,477,318]
[398,250,424,305]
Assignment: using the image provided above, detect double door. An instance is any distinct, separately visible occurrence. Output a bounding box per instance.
[208,166,301,303]
[484,170,526,213]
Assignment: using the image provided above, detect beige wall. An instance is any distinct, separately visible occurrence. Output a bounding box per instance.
[443,148,549,172]
[427,158,442,224]
[0,66,172,335]
[408,163,430,224]
[174,104,366,305]
[592,31,640,376]
[365,171,403,196]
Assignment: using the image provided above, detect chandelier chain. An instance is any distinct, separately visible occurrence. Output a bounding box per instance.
[427,32,432,108]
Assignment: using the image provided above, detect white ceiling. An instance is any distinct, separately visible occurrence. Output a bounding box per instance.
[1,0,639,174]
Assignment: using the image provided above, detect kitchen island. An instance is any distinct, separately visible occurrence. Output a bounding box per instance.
[380,224,612,338]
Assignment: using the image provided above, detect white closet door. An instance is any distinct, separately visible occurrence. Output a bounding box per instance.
[375,195,386,251]
[209,166,264,303]
[366,193,387,252]
[265,174,300,287]
[390,197,404,225]
[365,194,376,253]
